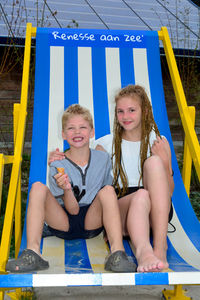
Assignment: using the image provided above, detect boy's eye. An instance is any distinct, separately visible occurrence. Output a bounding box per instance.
[130,108,135,112]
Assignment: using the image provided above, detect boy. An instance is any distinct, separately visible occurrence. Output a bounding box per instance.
[6,104,136,273]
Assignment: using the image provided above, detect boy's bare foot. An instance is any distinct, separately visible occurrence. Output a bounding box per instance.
[136,247,166,272]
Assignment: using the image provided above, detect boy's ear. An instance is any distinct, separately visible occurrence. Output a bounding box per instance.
[62,131,65,140]
[90,128,95,138]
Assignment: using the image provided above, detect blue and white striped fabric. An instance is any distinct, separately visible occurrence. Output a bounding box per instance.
[6,27,200,288]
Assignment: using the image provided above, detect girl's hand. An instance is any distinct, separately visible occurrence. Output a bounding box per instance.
[151,136,171,170]
[48,148,65,165]
[54,172,71,190]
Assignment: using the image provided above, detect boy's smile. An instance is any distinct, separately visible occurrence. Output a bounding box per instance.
[62,115,94,148]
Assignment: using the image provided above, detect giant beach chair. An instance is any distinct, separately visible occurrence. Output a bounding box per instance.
[0,23,200,300]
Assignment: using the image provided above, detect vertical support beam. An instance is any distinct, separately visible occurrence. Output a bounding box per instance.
[158,27,200,183]
[182,106,195,197]
[0,154,4,214]
[13,104,22,258]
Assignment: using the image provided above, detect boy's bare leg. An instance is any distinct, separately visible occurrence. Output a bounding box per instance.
[26,182,69,255]
[143,155,171,270]
[84,185,124,253]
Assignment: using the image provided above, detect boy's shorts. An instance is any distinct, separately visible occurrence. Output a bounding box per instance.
[47,204,103,240]
[116,186,173,222]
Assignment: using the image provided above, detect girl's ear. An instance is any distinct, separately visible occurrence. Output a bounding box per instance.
[90,128,95,139]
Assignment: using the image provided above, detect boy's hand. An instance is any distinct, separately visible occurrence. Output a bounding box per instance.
[54,168,71,190]
[48,148,65,165]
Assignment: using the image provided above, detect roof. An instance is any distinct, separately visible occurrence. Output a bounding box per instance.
[0,0,199,53]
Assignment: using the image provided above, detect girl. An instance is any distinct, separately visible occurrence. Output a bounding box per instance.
[49,85,174,273]
[94,84,174,272]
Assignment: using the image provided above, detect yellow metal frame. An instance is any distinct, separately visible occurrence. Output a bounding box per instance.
[0,23,36,300]
[0,24,199,300]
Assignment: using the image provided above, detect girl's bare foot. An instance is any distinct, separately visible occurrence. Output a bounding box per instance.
[136,246,166,272]
[154,248,169,270]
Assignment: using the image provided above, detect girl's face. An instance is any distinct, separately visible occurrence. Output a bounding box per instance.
[62,115,94,148]
[116,95,142,134]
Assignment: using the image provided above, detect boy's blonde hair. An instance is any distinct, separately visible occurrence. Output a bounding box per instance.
[112,84,160,196]
[62,104,94,130]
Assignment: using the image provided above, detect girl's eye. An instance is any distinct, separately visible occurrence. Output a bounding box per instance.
[117,110,123,114]
[130,109,135,112]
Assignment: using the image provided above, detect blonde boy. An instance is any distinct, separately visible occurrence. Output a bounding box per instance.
[6,104,136,273]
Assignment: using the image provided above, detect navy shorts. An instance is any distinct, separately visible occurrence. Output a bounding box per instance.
[116,186,173,222]
[47,204,103,240]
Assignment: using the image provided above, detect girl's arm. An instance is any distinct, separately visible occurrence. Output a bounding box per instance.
[54,172,79,215]
[48,148,65,165]
[95,144,106,152]
[151,136,174,196]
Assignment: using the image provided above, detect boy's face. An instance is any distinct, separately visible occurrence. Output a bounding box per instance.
[62,115,94,148]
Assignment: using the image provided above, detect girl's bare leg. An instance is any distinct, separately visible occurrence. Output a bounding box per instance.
[143,155,171,270]
[119,190,163,272]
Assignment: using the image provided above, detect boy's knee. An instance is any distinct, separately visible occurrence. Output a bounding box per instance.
[99,185,115,196]
[30,182,49,199]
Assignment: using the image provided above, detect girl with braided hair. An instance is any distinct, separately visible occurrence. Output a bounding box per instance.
[94,84,174,273]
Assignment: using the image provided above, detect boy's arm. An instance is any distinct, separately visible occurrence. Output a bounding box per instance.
[102,154,113,186]
[54,170,80,215]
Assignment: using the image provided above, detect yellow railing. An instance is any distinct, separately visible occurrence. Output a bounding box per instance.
[0,23,36,274]
[158,27,200,186]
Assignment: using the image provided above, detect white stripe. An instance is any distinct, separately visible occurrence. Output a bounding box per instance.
[33,274,101,287]
[133,48,151,102]
[105,48,121,133]
[47,46,64,186]
[78,47,94,117]
[102,273,135,286]
[169,272,200,285]
[78,47,95,144]
[168,205,200,270]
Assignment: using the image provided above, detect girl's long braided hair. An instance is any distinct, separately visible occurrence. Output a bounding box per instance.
[112,85,161,196]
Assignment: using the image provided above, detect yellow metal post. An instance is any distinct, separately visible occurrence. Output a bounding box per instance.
[163,285,191,299]
[13,104,22,258]
[0,154,4,214]
[158,27,200,183]
[0,23,33,272]
[182,106,195,197]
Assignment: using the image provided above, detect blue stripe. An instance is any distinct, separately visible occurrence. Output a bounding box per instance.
[123,239,137,265]
[64,239,93,273]
[63,46,79,150]
[135,272,169,285]
[167,237,199,271]
[92,47,110,138]
[120,47,135,87]
[29,28,50,185]
[20,29,50,254]
[0,274,33,287]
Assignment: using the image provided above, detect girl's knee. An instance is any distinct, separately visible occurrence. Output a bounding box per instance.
[144,155,164,173]
[130,189,151,211]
